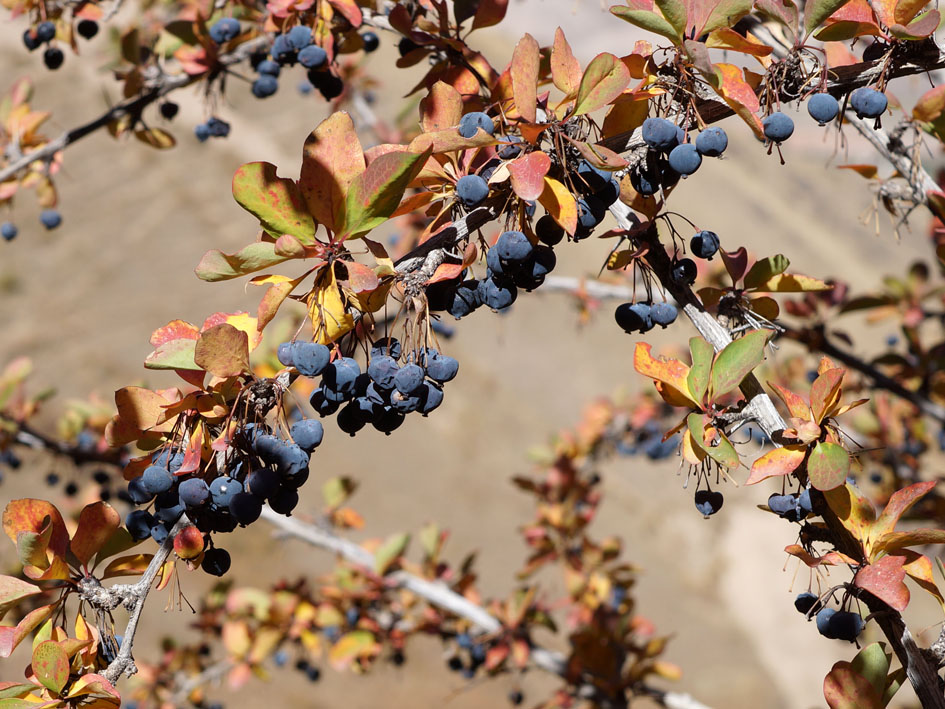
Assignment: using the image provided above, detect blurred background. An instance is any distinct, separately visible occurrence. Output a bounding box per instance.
[0,1,942,706]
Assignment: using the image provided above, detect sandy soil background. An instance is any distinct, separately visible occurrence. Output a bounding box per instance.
[0,1,941,707]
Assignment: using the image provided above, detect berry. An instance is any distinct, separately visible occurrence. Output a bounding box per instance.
[298,80,313,95]
[576,160,610,194]
[314,73,344,100]
[829,611,865,641]
[274,650,289,667]
[576,196,606,231]
[372,407,405,435]
[271,35,294,64]
[458,112,494,138]
[142,465,174,495]
[64,482,78,497]
[127,476,154,504]
[43,47,64,70]
[650,302,678,328]
[209,18,240,44]
[1,223,17,241]
[393,363,425,395]
[305,665,321,682]
[694,489,723,517]
[206,117,230,137]
[290,419,324,453]
[509,690,524,706]
[426,352,459,383]
[257,60,281,76]
[247,468,280,499]
[448,279,482,319]
[798,488,813,515]
[337,401,367,435]
[179,478,210,508]
[277,342,295,367]
[154,491,184,523]
[690,230,720,260]
[767,493,799,518]
[762,112,794,143]
[455,175,490,208]
[286,25,312,50]
[323,357,360,394]
[368,355,400,389]
[495,230,533,263]
[497,136,523,159]
[815,608,837,638]
[614,303,653,333]
[850,87,887,119]
[667,144,702,176]
[361,31,380,52]
[371,337,403,360]
[695,127,728,157]
[173,526,205,559]
[794,592,819,615]
[210,476,242,507]
[298,45,327,69]
[76,19,99,39]
[419,382,444,415]
[36,21,56,42]
[150,524,169,544]
[310,389,340,417]
[535,215,564,246]
[195,124,211,142]
[126,510,155,542]
[670,258,697,287]
[269,486,299,515]
[595,178,620,207]
[641,117,678,151]
[40,209,62,230]
[629,165,659,197]
[23,30,41,51]
[293,342,331,377]
[160,102,179,120]
[202,547,231,576]
[229,492,263,525]
[807,93,840,125]
[45,472,60,486]
[252,75,279,99]
[478,278,517,311]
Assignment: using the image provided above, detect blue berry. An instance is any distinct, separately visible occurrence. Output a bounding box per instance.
[419,382,444,415]
[694,489,723,517]
[671,258,697,286]
[641,117,678,151]
[361,32,379,52]
[290,419,324,453]
[269,486,299,514]
[695,127,728,157]
[458,112,494,138]
[576,196,605,231]
[286,26,312,50]
[426,352,458,383]
[76,19,98,39]
[271,35,294,64]
[667,143,702,176]
[650,302,677,328]
[807,93,839,125]
[202,547,231,576]
[372,407,405,435]
[323,358,360,394]
[293,342,331,377]
[178,478,210,508]
[252,75,279,99]
[535,215,563,246]
[127,476,154,504]
[524,246,556,280]
[762,112,794,143]
[630,165,658,197]
[36,21,56,42]
[455,175,490,207]
[195,123,211,142]
[142,465,175,495]
[576,160,610,194]
[297,80,313,95]
[23,29,41,51]
[208,18,240,44]
[767,493,799,518]
[828,611,865,641]
[1,223,17,241]
[368,355,399,389]
[614,302,653,333]
[815,607,837,638]
[247,467,280,499]
[310,389,340,417]
[798,488,813,515]
[478,278,517,311]
[150,523,169,544]
[371,337,402,360]
[794,592,819,614]
[690,230,719,260]
[298,45,327,69]
[850,87,887,119]
[393,363,425,395]
[43,47,64,70]
[448,280,481,319]
[210,476,242,507]
[126,510,155,542]
[257,59,281,77]
[497,136,523,159]
[495,230,533,262]
[229,492,262,525]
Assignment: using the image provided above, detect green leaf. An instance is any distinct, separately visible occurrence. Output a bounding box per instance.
[687,337,714,404]
[804,0,853,36]
[32,641,69,695]
[374,532,410,575]
[610,5,683,43]
[573,53,631,116]
[743,254,789,290]
[708,329,770,400]
[655,0,688,36]
[144,338,199,371]
[321,477,357,509]
[701,0,755,34]
[0,686,34,700]
[883,667,906,706]
[232,162,317,242]
[195,242,292,282]
[808,441,850,491]
[0,576,40,614]
[342,150,430,240]
[850,643,892,699]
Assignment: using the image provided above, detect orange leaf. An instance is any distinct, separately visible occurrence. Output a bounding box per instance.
[510,34,540,123]
[855,554,910,611]
[508,152,551,201]
[745,446,805,484]
[300,112,365,234]
[70,502,121,567]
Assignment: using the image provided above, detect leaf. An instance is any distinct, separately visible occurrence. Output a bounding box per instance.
[508,152,551,201]
[900,551,945,613]
[70,502,120,567]
[374,532,410,575]
[700,0,755,35]
[0,685,35,700]
[65,674,119,702]
[134,127,176,149]
[300,112,365,234]
[342,149,430,239]
[611,2,683,43]
[328,630,379,671]
[714,64,763,138]
[100,553,153,579]
[0,576,40,614]
[824,483,876,546]
[537,177,577,235]
[574,53,631,116]
[551,28,582,95]
[708,329,770,400]
[744,255,790,290]
[706,28,775,56]
[232,162,317,242]
[634,342,698,408]
[805,0,854,35]
[687,337,714,404]
[870,481,936,550]
[472,0,508,29]
[322,477,357,509]
[824,661,883,709]
[810,368,844,423]
[751,273,833,292]
[32,641,69,694]
[2,500,69,558]
[755,0,799,32]
[420,82,463,132]
[855,554,910,611]
[745,446,806,484]
[195,242,292,282]
[309,266,355,345]
[850,643,892,699]
[873,529,945,556]
[0,605,54,657]
[510,34,540,123]
[808,441,850,491]
[194,324,249,378]
[655,0,688,37]
[144,338,199,371]
[327,0,362,26]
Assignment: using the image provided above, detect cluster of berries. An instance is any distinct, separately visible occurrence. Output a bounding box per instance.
[195,117,231,142]
[767,488,813,522]
[630,119,728,196]
[763,87,887,144]
[23,19,98,70]
[794,593,865,642]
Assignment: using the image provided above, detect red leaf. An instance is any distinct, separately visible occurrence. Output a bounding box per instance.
[472,0,509,29]
[510,34,540,123]
[508,152,551,201]
[871,481,936,544]
[824,661,883,709]
[745,446,805,485]
[551,28,581,95]
[149,320,199,347]
[70,502,121,567]
[855,554,910,611]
